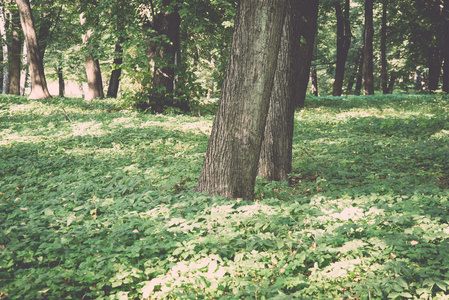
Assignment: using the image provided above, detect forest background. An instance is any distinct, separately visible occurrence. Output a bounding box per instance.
[2,0,449,104]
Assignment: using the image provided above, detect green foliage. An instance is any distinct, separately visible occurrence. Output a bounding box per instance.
[1,94,449,299]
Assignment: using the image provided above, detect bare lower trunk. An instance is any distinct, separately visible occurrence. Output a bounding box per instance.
[16,0,51,99]
[80,13,104,101]
[195,0,287,200]
[58,66,64,97]
[428,47,441,93]
[107,42,123,98]
[258,0,318,182]
[296,0,319,107]
[84,55,104,100]
[443,0,449,93]
[0,3,9,94]
[363,0,374,95]
[333,0,351,96]
[380,0,388,94]
[9,14,21,95]
[311,69,318,96]
[139,0,181,112]
[20,42,29,95]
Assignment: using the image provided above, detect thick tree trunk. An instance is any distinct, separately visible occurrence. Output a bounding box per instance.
[107,40,123,98]
[333,0,351,96]
[443,0,449,93]
[381,0,388,94]
[139,0,181,112]
[195,0,287,200]
[363,0,374,95]
[258,0,318,182]
[0,3,9,94]
[9,13,21,95]
[16,0,51,99]
[80,13,104,101]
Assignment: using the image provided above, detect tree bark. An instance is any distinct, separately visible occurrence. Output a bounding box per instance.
[80,13,104,101]
[443,0,449,93]
[9,12,20,95]
[0,2,9,94]
[20,42,29,95]
[380,0,388,94]
[107,39,123,98]
[16,0,51,99]
[139,0,181,112]
[258,0,318,182]
[362,0,374,95]
[354,49,363,95]
[428,47,441,93]
[58,66,64,97]
[333,0,351,96]
[195,0,287,200]
[311,68,318,96]
[296,0,319,107]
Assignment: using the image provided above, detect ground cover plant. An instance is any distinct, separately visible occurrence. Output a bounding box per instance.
[1,94,449,299]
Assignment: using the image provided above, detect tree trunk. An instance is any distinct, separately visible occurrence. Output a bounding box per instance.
[20,42,29,95]
[58,66,64,97]
[80,13,104,101]
[333,0,351,96]
[16,0,51,99]
[428,47,441,93]
[0,2,9,94]
[443,0,449,93]
[387,75,396,93]
[107,40,123,98]
[296,0,319,107]
[195,0,287,200]
[139,0,181,112]
[9,12,20,95]
[381,0,389,94]
[311,68,318,96]
[363,0,374,95]
[258,0,318,182]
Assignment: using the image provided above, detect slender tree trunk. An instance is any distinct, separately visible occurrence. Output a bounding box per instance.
[363,0,374,95]
[333,0,351,96]
[443,0,449,93]
[57,66,64,97]
[9,12,20,95]
[380,0,388,94]
[258,0,319,182]
[20,42,28,95]
[296,0,319,107]
[428,47,441,93]
[16,0,51,99]
[195,0,287,200]
[80,13,104,101]
[414,71,423,91]
[311,68,318,96]
[0,2,9,94]
[387,75,396,93]
[107,40,123,98]
[346,50,361,93]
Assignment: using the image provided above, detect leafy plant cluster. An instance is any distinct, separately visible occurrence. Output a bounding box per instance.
[1,94,449,299]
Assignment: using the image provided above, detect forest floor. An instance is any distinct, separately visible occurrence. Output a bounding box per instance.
[1,94,449,299]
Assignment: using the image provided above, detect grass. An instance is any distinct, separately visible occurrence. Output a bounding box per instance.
[1,94,449,299]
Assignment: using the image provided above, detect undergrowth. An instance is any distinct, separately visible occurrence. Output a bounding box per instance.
[1,94,449,299]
